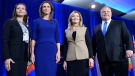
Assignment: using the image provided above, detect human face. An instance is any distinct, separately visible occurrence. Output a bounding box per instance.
[71,13,80,24]
[42,3,51,15]
[16,4,26,17]
[100,7,112,21]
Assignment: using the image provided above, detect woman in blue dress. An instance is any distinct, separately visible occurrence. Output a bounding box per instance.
[31,1,60,76]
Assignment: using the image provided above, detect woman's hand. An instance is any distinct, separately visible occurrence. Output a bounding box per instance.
[5,58,15,71]
[89,58,94,68]
[31,52,35,64]
[63,61,67,70]
[56,51,60,63]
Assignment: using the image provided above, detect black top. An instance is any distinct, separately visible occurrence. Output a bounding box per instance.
[63,29,93,60]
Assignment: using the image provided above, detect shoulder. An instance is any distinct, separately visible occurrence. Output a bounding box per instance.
[4,19,15,24]
[111,20,123,24]
[82,26,87,29]
[111,20,126,28]
[80,26,87,31]
[52,19,58,24]
[65,29,68,32]
[4,19,17,26]
[34,18,44,26]
[65,28,70,33]
[51,19,59,27]
[94,23,101,29]
[93,24,101,33]
[3,20,17,29]
[52,19,57,22]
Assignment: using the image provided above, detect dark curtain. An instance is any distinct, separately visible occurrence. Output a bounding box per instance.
[0,0,135,76]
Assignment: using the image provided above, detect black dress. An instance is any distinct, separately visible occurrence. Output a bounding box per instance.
[64,29,92,76]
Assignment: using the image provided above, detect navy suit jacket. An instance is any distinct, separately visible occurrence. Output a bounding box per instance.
[92,20,133,63]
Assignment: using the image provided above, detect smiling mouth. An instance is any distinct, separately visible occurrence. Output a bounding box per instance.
[104,15,109,16]
[73,19,79,20]
[104,14,108,15]
[44,11,49,12]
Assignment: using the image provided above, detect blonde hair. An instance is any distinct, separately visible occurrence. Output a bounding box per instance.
[68,10,83,29]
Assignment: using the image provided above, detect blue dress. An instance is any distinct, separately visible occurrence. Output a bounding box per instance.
[32,18,60,76]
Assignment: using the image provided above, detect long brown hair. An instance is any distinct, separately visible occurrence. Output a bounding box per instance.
[11,3,28,25]
[39,1,54,20]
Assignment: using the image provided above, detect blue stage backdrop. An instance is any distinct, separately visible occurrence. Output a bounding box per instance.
[0,0,135,76]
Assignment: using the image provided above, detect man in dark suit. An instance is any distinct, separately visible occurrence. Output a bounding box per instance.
[92,6,134,76]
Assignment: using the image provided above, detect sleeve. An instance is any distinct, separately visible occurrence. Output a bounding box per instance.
[32,20,38,41]
[92,27,97,56]
[2,20,12,61]
[63,31,68,61]
[121,21,134,51]
[85,28,93,58]
[55,20,60,43]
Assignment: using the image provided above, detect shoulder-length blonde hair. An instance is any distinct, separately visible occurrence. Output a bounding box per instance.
[11,3,28,25]
[68,10,83,29]
[39,1,54,20]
